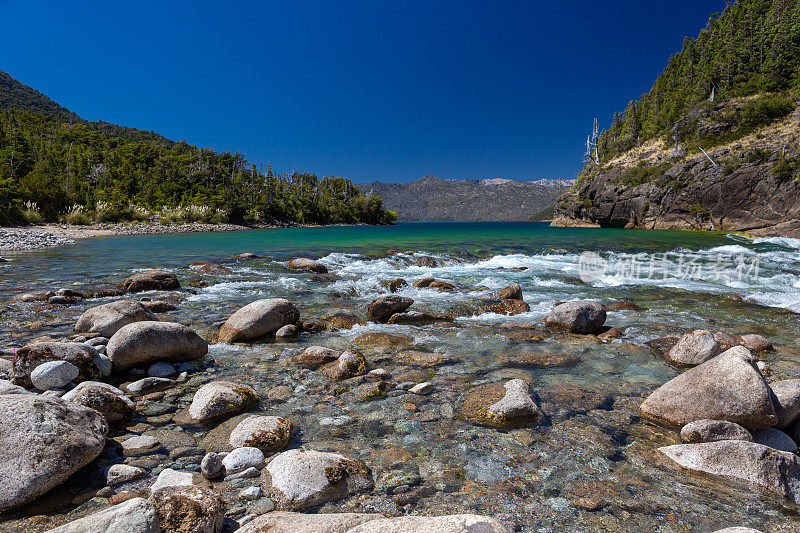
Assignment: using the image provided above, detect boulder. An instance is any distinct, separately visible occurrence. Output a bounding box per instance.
[197,262,232,275]
[545,301,606,334]
[321,350,368,381]
[218,299,300,343]
[17,290,53,302]
[640,347,777,428]
[751,427,798,453]
[188,381,258,423]
[12,342,101,388]
[122,270,180,292]
[229,415,293,452]
[659,440,800,504]
[740,334,772,352]
[428,280,455,291]
[680,419,753,443]
[387,311,454,325]
[481,299,530,316]
[293,346,341,368]
[262,449,373,510]
[666,330,722,366]
[323,312,366,330]
[769,379,800,428]
[149,485,225,533]
[201,452,224,479]
[107,321,208,372]
[222,446,265,474]
[46,497,159,533]
[62,381,135,423]
[462,379,542,428]
[30,360,79,390]
[150,468,196,492]
[238,512,384,533]
[497,283,523,300]
[74,300,157,338]
[0,394,108,511]
[348,514,512,532]
[288,257,328,273]
[367,295,414,323]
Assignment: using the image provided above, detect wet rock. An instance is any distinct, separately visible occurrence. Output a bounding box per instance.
[126,377,174,394]
[123,270,180,292]
[497,283,523,300]
[666,330,722,366]
[235,252,258,260]
[387,311,454,325]
[122,435,161,453]
[149,485,226,533]
[462,379,541,428]
[659,440,800,504]
[409,382,433,395]
[293,346,341,368]
[261,449,373,510]
[645,335,679,358]
[12,342,100,388]
[395,350,455,368]
[188,380,258,423]
[150,468,196,492]
[46,497,159,533]
[411,277,434,288]
[367,295,414,323]
[0,394,108,511]
[597,327,623,341]
[107,321,208,372]
[353,381,390,401]
[321,350,368,381]
[324,312,366,330]
[481,299,530,316]
[148,361,177,378]
[218,299,300,343]
[142,300,177,313]
[30,360,79,390]
[640,346,777,428]
[352,333,413,350]
[428,280,455,291]
[275,324,299,338]
[223,447,265,474]
[496,351,580,369]
[545,300,606,334]
[680,419,753,443]
[751,427,798,453]
[62,381,135,423]
[347,514,512,532]
[387,278,407,293]
[713,331,741,351]
[770,379,800,428]
[740,334,772,352]
[606,301,644,311]
[85,285,126,298]
[201,452,224,478]
[300,319,329,333]
[18,290,54,302]
[287,257,328,273]
[48,295,77,305]
[198,262,232,275]
[74,300,157,338]
[237,512,384,533]
[229,415,293,453]
[106,464,146,485]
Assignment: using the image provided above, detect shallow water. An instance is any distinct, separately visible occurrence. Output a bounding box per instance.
[2,222,800,531]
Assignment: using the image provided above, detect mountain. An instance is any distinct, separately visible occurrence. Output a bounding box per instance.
[0,71,394,225]
[554,0,800,237]
[357,175,573,222]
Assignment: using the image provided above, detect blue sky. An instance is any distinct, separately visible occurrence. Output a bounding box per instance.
[0,0,725,182]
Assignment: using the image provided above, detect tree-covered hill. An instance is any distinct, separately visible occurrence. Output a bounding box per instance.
[0,71,396,225]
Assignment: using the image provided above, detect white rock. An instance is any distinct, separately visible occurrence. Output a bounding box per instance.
[150,468,195,492]
[106,464,146,485]
[409,382,433,395]
[45,497,159,533]
[223,447,265,474]
[239,486,262,500]
[126,377,173,394]
[188,380,258,422]
[487,379,541,422]
[93,353,113,377]
[122,435,160,451]
[229,415,293,452]
[30,360,80,390]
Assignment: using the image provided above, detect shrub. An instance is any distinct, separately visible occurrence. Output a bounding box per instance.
[62,205,92,225]
[773,158,800,181]
[738,95,795,128]
[22,201,43,224]
[747,149,769,163]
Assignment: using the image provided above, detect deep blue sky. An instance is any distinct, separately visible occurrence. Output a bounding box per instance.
[0,0,725,182]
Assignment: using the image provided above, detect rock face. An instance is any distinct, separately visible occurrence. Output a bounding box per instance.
[769,379,800,428]
[262,449,373,510]
[229,415,293,452]
[321,350,369,381]
[122,270,180,292]
[107,321,208,372]
[188,381,258,423]
[462,379,542,428]
[640,347,777,428]
[680,419,753,443]
[218,299,300,343]
[367,295,414,323]
[30,360,79,390]
[666,330,722,366]
[288,257,328,273]
[12,342,100,388]
[62,381,135,423]
[74,300,157,338]
[46,497,160,533]
[0,394,109,511]
[545,301,606,334]
[150,485,226,533]
[497,283,523,300]
[659,441,800,504]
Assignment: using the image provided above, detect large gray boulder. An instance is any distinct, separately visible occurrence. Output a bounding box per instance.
[62,381,135,423]
[107,321,208,372]
[261,449,373,510]
[74,299,157,338]
[122,270,180,292]
[367,295,414,323]
[640,346,777,428]
[218,299,300,343]
[45,497,159,533]
[769,379,800,428]
[188,381,258,423]
[545,300,606,334]
[0,394,109,511]
[12,342,101,388]
[666,330,722,366]
[659,440,800,504]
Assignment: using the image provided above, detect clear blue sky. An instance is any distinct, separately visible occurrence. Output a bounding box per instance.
[0,0,725,183]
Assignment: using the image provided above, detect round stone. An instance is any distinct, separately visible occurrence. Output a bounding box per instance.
[30,361,80,390]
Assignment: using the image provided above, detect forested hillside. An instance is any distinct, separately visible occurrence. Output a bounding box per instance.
[0,72,396,225]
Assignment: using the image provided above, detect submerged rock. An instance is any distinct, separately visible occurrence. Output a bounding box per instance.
[680,419,753,443]
[288,257,328,273]
[324,312,366,330]
[545,300,606,334]
[188,380,258,423]
[352,333,413,350]
[62,381,135,423]
[238,512,511,533]
[462,379,541,428]
[261,449,373,510]
[481,299,530,316]
[12,342,101,388]
[74,299,157,338]
[387,311,454,325]
[46,497,159,533]
[496,351,580,369]
[367,295,414,323]
[107,321,208,372]
[666,330,722,366]
[497,283,523,300]
[321,350,368,381]
[122,270,180,292]
[293,346,341,368]
[229,415,293,453]
[149,485,226,533]
[218,299,300,343]
[238,512,383,533]
[640,346,777,428]
[0,394,108,511]
[659,440,800,504]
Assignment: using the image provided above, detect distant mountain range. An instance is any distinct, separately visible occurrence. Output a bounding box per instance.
[356,175,574,222]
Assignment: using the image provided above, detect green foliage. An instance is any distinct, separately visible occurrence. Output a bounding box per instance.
[747,148,770,162]
[773,156,800,180]
[738,94,795,126]
[618,163,670,186]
